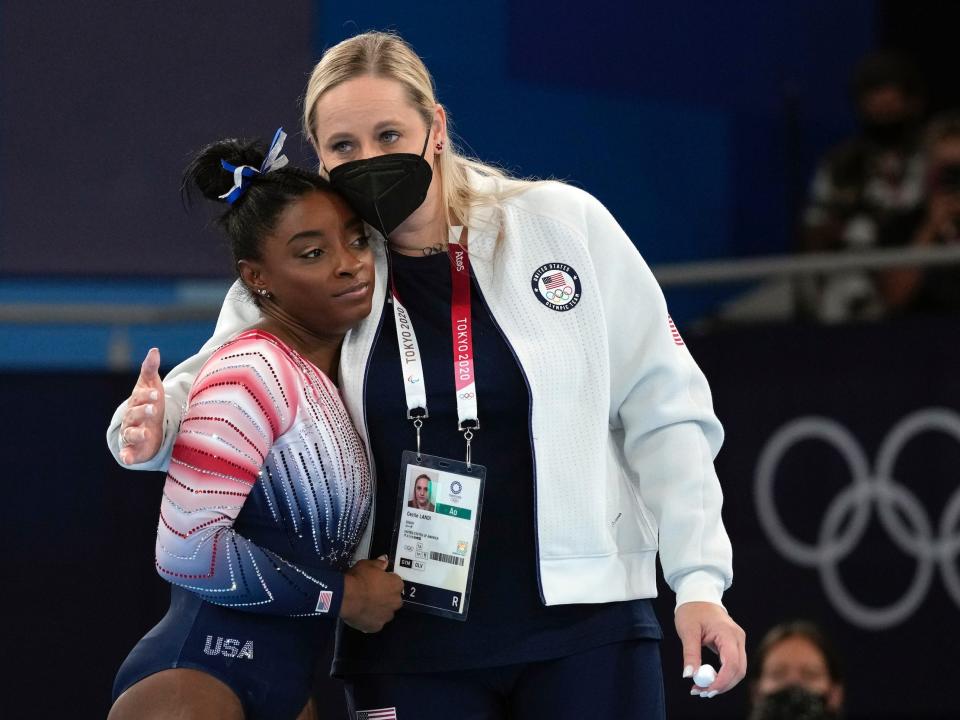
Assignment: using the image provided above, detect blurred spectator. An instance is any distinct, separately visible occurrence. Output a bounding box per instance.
[800,52,926,323]
[749,620,843,720]
[876,111,960,314]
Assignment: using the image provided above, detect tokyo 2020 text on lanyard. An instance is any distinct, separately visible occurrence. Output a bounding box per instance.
[388,226,486,621]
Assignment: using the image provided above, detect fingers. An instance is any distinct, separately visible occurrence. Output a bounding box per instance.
[129,349,162,405]
[344,558,405,633]
[121,425,148,446]
[676,602,747,698]
[390,573,403,612]
[674,603,704,678]
[130,387,161,407]
[118,397,162,464]
[138,347,161,384]
[677,624,703,681]
[119,446,139,466]
[118,426,153,465]
[709,624,747,693]
[354,558,388,572]
[123,402,158,428]
[119,351,165,465]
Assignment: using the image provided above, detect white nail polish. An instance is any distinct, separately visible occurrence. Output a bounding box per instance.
[682,664,694,678]
[707,691,719,698]
[689,687,700,696]
[145,404,155,416]
[149,390,159,401]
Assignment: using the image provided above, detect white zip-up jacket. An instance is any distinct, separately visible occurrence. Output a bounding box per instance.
[107,175,733,609]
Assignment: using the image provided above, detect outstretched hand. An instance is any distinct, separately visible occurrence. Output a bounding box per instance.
[675,601,746,698]
[118,348,165,465]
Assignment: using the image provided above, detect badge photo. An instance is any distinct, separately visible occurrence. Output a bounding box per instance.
[406,470,437,512]
[531,263,582,311]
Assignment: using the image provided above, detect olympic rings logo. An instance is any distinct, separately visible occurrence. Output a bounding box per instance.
[755,408,960,629]
[545,285,574,302]
[458,392,475,400]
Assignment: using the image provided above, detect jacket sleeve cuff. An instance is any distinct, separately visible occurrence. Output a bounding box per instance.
[673,569,727,610]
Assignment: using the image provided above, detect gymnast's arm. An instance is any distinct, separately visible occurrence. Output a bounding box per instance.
[154,338,402,626]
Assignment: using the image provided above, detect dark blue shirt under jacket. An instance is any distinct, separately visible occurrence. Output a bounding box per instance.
[333,248,661,676]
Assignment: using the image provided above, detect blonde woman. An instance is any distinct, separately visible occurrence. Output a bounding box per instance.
[110,31,745,718]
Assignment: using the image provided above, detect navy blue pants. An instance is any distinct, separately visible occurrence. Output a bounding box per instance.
[344,638,664,720]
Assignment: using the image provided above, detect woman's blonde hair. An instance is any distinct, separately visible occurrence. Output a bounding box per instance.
[302,31,533,226]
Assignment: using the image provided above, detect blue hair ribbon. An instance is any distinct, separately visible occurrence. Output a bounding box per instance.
[218,127,290,205]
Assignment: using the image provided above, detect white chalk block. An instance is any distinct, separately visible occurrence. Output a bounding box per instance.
[693,664,717,688]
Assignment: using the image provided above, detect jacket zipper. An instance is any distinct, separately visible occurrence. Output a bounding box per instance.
[469,274,547,604]
[359,296,388,559]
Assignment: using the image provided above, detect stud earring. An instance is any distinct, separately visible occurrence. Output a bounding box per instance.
[435,141,444,152]
[258,288,272,299]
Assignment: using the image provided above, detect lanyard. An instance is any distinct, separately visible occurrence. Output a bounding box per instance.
[389,227,479,467]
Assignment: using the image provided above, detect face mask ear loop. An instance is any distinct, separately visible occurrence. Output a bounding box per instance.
[419,123,432,159]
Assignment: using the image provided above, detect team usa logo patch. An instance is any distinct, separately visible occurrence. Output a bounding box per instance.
[531,263,581,311]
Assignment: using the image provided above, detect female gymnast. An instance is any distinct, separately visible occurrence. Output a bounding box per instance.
[108,132,403,720]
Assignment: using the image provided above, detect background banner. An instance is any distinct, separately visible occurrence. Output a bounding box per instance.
[6,319,958,718]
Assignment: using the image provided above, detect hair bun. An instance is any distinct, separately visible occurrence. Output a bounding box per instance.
[184,138,266,203]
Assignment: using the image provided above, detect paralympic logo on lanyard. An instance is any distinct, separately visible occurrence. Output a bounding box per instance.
[755,408,960,629]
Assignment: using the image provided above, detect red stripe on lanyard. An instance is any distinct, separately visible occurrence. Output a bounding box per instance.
[448,230,478,443]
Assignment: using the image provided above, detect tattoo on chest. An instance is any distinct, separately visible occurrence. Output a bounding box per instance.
[421,244,446,256]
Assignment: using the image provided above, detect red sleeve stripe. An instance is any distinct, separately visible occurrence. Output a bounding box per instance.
[181,415,266,461]
[190,379,282,438]
[172,444,258,484]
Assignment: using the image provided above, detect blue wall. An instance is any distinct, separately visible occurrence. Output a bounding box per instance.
[1,2,876,368]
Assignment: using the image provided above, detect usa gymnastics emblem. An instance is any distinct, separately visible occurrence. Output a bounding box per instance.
[531,263,581,311]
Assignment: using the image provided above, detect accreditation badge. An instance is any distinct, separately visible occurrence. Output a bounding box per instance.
[390,451,485,621]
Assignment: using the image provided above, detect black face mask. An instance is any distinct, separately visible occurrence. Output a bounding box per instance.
[327,130,433,238]
[931,163,960,194]
[862,117,912,148]
[749,686,838,720]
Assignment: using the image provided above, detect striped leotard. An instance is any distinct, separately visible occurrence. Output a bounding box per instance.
[113,329,370,718]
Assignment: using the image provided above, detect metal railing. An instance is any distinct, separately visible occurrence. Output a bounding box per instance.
[2,246,960,323]
[653,244,960,287]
